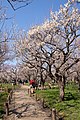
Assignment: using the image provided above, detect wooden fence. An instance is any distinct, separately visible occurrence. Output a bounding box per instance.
[27,88,63,120]
[2,89,13,120]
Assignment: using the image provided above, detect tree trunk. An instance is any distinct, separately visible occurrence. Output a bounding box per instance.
[55,72,65,101]
[41,73,45,89]
[58,75,65,101]
[59,84,64,101]
[78,80,80,91]
[76,77,80,91]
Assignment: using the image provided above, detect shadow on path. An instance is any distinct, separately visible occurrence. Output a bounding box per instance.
[6,85,51,120]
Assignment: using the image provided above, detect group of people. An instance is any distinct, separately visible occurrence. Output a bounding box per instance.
[29,79,45,93]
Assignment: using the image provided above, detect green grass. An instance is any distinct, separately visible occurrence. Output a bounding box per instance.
[0,83,15,88]
[25,83,29,86]
[0,83,19,118]
[36,83,80,120]
[0,92,8,118]
[0,83,20,91]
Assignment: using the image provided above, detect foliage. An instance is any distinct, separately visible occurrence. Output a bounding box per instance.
[0,92,8,118]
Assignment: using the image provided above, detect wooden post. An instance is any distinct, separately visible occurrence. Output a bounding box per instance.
[52,108,56,120]
[28,88,29,94]
[42,98,44,108]
[10,90,13,99]
[28,88,32,97]
[35,94,37,101]
[28,88,31,97]
[8,94,11,104]
[5,87,8,93]
[35,94,39,101]
[5,102,9,116]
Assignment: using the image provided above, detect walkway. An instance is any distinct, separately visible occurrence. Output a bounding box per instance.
[6,85,51,120]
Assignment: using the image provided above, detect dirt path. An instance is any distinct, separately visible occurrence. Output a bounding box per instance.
[6,85,51,120]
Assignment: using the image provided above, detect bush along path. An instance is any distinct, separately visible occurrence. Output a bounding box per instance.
[5,85,51,120]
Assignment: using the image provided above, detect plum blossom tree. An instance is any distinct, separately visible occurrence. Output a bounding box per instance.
[27,3,80,101]
[0,6,10,68]
[14,2,80,101]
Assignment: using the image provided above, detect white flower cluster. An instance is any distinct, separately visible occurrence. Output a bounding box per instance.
[27,2,80,52]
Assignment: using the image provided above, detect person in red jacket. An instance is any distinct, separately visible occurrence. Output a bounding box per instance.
[29,79,35,93]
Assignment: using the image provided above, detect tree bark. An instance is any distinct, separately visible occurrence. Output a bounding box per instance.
[56,73,65,101]
[59,84,65,101]
[76,77,80,91]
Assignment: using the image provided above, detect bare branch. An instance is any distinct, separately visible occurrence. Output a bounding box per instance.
[7,0,33,10]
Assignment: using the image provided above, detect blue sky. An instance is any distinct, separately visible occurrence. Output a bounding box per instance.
[3,0,80,31]
[3,0,69,31]
[2,0,80,65]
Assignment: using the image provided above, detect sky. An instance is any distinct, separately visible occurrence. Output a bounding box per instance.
[2,0,80,65]
[3,0,69,31]
[3,0,80,31]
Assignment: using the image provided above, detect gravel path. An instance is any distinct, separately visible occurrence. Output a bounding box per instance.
[6,85,51,120]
